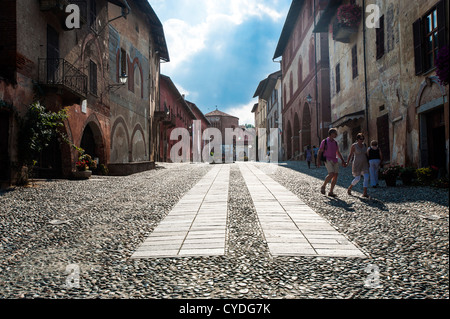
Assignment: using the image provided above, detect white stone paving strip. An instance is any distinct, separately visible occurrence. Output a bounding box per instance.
[239,163,366,258]
[131,164,230,259]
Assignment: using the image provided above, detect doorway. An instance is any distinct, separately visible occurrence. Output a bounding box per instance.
[0,111,10,181]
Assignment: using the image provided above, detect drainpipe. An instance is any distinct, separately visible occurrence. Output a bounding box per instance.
[362,0,370,141]
[313,0,321,143]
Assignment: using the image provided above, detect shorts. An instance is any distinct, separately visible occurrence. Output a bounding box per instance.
[325,160,340,174]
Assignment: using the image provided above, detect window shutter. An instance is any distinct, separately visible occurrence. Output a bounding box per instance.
[376,15,385,60]
[413,18,424,75]
[436,0,447,50]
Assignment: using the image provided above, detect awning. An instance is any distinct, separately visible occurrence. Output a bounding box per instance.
[331,110,365,128]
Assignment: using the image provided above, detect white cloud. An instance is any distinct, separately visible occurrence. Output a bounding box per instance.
[226,100,257,126]
[159,0,284,73]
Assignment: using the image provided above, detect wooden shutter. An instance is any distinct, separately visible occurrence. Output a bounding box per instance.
[376,15,385,60]
[377,114,390,162]
[436,0,447,50]
[413,18,424,75]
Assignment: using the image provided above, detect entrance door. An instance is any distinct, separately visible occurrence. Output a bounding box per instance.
[426,107,446,173]
[377,114,391,163]
[47,25,60,83]
[0,111,10,180]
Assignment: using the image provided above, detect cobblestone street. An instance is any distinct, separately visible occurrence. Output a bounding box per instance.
[0,162,448,301]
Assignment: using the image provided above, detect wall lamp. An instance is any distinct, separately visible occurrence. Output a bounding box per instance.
[108,73,128,90]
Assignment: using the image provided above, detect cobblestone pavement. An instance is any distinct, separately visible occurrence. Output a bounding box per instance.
[0,162,448,299]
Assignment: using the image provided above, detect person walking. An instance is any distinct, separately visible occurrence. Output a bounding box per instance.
[317,128,347,197]
[347,133,370,198]
[367,140,383,188]
[305,145,312,169]
[313,145,319,167]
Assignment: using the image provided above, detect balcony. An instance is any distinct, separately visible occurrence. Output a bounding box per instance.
[38,58,88,100]
[163,114,177,128]
[39,0,87,27]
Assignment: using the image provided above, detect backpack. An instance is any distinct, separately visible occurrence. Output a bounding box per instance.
[320,138,338,162]
[320,139,328,162]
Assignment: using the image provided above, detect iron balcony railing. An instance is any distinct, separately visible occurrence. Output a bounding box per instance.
[38,58,88,99]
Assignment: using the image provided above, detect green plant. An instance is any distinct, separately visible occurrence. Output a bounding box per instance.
[17,102,68,181]
[432,176,449,188]
[76,151,97,171]
[400,166,416,184]
[381,164,401,179]
[416,167,435,185]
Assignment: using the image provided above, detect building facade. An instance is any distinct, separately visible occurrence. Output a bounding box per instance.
[158,74,196,162]
[0,0,168,186]
[274,0,332,161]
[314,0,449,174]
[253,70,283,160]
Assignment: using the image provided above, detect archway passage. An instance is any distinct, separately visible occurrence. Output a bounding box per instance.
[286,121,292,160]
[38,135,63,179]
[0,111,10,180]
[80,122,106,167]
[293,113,300,159]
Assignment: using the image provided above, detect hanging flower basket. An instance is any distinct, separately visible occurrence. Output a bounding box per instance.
[333,3,362,43]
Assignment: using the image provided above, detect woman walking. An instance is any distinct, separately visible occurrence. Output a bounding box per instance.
[305,145,312,169]
[367,140,383,188]
[347,133,370,198]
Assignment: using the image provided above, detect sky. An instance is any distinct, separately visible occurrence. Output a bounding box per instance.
[150,0,291,125]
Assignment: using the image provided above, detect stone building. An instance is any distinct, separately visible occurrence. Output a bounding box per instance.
[0,0,168,186]
[274,0,332,161]
[314,0,449,174]
[107,0,169,175]
[253,70,283,159]
[205,109,239,159]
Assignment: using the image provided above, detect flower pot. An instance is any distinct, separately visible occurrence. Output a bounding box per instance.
[72,170,92,180]
[333,25,358,43]
[385,176,397,187]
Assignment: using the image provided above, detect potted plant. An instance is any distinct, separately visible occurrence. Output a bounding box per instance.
[73,152,97,180]
[380,164,401,186]
[399,166,416,186]
[333,3,362,43]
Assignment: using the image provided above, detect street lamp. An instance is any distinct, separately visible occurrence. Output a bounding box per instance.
[306,94,313,104]
[108,72,128,90]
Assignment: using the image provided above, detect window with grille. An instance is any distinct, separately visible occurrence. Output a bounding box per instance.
[376,15,385,60]
[413,0,447,75]
[89,60,97,95]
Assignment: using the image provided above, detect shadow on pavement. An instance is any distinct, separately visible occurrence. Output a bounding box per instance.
[276,161,448,207]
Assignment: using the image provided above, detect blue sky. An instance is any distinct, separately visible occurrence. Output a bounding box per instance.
[150,0,291,125]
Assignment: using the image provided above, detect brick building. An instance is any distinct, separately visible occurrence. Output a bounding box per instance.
[314,0,449,174]
[0,0,168,186]
[158,74,196,162]
[273,0,332,161]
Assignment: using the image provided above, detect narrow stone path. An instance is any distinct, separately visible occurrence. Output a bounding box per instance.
[131,164,230,258]
[132,163,366,259]
[239,163,366,258]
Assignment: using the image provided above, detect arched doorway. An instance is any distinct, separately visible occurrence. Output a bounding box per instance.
[286,121,292,160]
[80,121,106,167]
[301,103,312,152]
[293,113,300,159]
